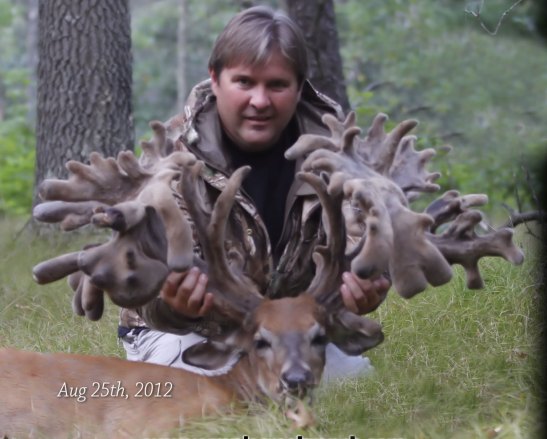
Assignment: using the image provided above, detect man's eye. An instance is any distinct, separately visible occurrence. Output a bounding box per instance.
[236,78,251,87]
[269,81,289,90]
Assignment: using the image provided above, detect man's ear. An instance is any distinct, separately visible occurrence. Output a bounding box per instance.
[209,68,219,94]
[297,81,304,101]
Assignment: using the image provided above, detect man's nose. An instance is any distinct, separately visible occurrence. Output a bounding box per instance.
[249,86,271,110]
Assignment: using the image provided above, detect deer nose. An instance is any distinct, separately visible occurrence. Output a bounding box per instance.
[281,368,313,390]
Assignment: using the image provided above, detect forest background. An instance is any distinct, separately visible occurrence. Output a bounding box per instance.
[0,1,545,438]
[0,0,545,219]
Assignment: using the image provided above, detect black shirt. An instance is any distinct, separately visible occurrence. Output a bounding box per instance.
[224,118,299,251]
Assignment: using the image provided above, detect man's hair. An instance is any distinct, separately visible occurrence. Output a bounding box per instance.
[208,6,308,84]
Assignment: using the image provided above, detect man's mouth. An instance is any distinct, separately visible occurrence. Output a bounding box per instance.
[244,115,272,122]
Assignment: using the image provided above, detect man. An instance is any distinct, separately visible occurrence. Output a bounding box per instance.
[120,5,390,380]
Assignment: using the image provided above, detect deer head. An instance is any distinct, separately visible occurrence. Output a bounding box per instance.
[176,162,383,402]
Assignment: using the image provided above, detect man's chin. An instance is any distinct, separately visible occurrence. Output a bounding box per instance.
[236,135,279,153]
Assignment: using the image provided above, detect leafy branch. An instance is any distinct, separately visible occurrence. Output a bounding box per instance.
[465,0,525,35]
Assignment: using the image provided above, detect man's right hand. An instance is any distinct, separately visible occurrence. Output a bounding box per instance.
[160,267,215,318]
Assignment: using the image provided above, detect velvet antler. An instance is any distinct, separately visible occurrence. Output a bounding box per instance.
[285,111,524,298]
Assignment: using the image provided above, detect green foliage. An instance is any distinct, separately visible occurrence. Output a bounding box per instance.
[0,117,35,216]
[1,1,544,218]
[336,0,547,219]
[131,0,242,140]
[0,0,34,216]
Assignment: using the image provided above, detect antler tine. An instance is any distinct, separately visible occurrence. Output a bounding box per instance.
[321,111,357,145]
[150,120,174,156]
[284,134,338,162]
[68,271,105,321]
[358,113,419,176]
[428,210,524,289]
[343,179,393,280]
[298,171,346,309]
[425,190,489,233]
[38,151,147,205]
[388,204,453,297]
[139,121,175,169]
[33,200,109,231]
[300,170,385,352]
[389,135,441,196]
[180,162,262,320]
[33,251,81,285]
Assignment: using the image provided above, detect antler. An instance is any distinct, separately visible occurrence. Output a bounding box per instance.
[342,177,452,298]
[32,122,196,317]
[285,111,525,298]
[297,171,384,353]
[357,113,441,197]
[33,201,171,309]
[179,162,263,323]
[425,190,489,233]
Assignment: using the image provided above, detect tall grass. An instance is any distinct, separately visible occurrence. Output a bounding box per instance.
[0,218,541,438]
[0,218,121,356]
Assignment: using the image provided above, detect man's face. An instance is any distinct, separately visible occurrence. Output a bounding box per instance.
[210,50,302,153]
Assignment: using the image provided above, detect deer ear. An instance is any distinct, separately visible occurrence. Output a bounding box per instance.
[326,310,384,356]
[182,340,243,370]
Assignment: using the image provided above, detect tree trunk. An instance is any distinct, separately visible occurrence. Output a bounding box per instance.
[281,0,351,113]
[176,0,188,111]
[34,0,133,205]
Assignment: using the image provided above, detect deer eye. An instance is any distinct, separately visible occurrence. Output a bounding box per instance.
[311,334,328,346]
[254,338,271,350]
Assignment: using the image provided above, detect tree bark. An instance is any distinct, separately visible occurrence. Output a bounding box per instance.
[34,0,133,205]
[281,0,351,113]
[176,0,188,111]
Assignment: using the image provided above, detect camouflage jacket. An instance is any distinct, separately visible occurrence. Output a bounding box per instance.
[120,79,344,335]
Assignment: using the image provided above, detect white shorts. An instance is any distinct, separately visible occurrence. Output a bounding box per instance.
[121,329,237,376]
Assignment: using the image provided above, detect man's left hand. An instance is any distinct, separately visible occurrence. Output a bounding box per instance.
[340,272,390,315]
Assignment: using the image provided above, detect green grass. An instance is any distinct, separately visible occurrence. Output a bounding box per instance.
[0,217,541,438]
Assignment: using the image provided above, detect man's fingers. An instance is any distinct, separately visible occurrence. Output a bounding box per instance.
[199,292,215,316]
[186,273,208,312]
[341,271,391,315]
[342,272,368,301]
[161,271,185,299]
[373,277,390,297]
[180,267,201,294]
[159,267,214,318]
[340,284,359,314]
